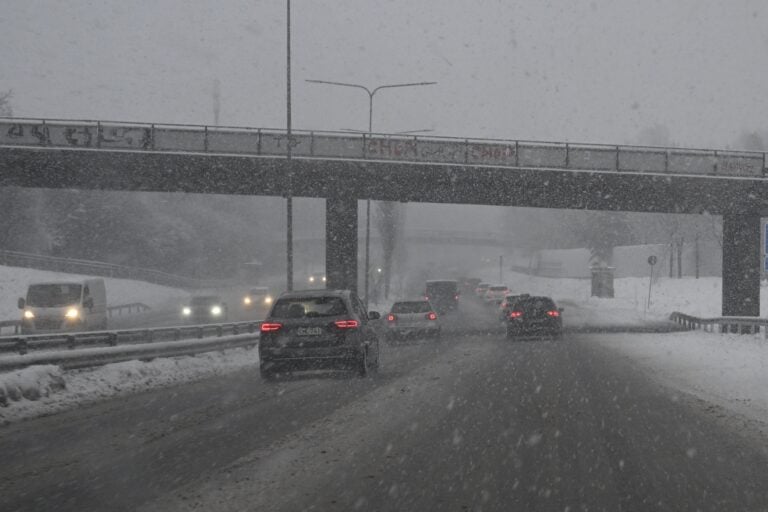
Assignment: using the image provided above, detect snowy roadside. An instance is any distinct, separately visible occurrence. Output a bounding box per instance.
[588,331,768,426]
[0,347,259,425]
[0,264,190,320]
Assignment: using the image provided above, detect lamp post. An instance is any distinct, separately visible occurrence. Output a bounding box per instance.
[306,79,436,306]
[285,0,294,291]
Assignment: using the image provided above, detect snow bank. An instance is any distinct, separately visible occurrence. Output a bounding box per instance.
[0,265,189,320]
[0,347,259,425]
[0,365,65,405]
[590,331,768,425]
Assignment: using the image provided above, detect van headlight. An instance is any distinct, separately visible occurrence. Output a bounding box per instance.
[211,306,222,316]
[182,307,192,316]
[65,308,80,319]
[23,310,34,320]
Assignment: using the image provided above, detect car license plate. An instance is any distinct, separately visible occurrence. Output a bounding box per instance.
[297,327,323,336]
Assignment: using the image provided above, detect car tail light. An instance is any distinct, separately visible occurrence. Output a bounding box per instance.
[454,294,459,300]
[334,319,359,329]
[387,314,396,322]
[260,322,283,332]
[509,311,523,319]
[426,312,437,321]
[547,310,560,317]
[424,295,430,301]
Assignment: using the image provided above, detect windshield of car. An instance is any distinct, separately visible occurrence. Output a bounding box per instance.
[271,296,348,318]
[26,284,82,307]
[191,296,221,306]
[391,301,432,313]
[489,286,508,291]
[248,288,268,296]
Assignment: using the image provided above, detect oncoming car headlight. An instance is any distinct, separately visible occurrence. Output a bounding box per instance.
[244,296,252,305]
[182,307,192,316]
[211,305,223,316]
[23,310,34,320]
[264,296,273,305]
[65,308,79,319]
[308,276,315,283]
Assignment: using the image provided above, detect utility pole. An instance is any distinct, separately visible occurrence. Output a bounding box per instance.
[285,0,294,291]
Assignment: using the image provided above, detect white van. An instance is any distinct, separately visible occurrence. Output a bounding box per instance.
[18,279,107,334]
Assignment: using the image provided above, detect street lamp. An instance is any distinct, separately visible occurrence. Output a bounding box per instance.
[306,79,437,307]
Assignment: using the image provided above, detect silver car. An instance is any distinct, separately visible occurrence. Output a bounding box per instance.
[386,299,441,341]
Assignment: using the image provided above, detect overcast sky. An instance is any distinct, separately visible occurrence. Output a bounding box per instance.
[2,0,768,150]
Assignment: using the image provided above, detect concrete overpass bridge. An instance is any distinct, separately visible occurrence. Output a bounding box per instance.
[0,117,766,316]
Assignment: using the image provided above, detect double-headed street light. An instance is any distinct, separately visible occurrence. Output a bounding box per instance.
[306,79,437,307]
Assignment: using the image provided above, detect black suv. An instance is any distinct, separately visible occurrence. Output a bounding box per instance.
[259,290,381,378]
[505,296,563,339]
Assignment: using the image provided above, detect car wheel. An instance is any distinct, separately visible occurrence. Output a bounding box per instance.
[358,347,370,377]
[370,340,380,370]
[260,363,278,381]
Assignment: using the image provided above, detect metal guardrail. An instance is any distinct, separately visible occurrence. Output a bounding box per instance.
[107,302,151,317]
[0,320,20,336]
[669,312,768,335]
[0,333,259,372]
[1,117,766,178]
[0,249,224,289]
[0,320,261,356]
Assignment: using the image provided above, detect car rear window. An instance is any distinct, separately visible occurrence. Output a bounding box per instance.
[391,301,431,313]
[426,281,458,293]
[271,296,348,318]
[490,286,508,291]
[516,297,556,314]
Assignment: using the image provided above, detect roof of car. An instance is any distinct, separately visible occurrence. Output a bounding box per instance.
[426,279,458,284]
[392,298,430,303]
[278,289,350,299]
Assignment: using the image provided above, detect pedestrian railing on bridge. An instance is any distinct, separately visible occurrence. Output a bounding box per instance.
[1,117,766,178]
[669,311,768,335]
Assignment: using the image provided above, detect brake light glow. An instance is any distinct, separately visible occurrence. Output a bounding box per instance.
[509,311,523,319]
[454,294,459,300]
[547,310,560,317]
[387,314,396,322]
[424,295,430,301]
[334,319,359,329]
[260,322,283,332]
[426,312,437,321]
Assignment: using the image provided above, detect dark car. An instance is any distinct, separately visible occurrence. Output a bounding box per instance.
[425,279,459,314]
[505,296,563,339]
[181,295,228,323]
[258,289,381,378]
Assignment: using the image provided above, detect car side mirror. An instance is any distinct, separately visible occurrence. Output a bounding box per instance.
[17,298,25,309]
[84,297,94,310]
[368,311,381,320]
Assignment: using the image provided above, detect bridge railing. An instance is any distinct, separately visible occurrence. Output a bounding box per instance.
[1,117,765,178]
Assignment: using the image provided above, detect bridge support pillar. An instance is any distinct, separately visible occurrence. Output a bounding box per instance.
[722,214,760,317]
[326,196,358,293]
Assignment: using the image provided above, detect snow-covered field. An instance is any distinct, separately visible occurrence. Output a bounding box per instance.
[469,268,766,320]
[0,265,190,320]
[0,347,259,425]
[590,331,768,427]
